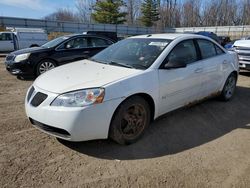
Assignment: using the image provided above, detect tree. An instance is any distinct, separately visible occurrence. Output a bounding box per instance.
[140,0,160,27]
[92,0,127,24]
[75,0,95,23]
[44,8,79,22]
[126,0,141,25]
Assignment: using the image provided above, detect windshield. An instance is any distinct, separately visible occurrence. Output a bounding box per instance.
[42,36,69,48]
[90,38,172,69]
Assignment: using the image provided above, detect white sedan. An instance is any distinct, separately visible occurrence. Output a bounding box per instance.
[25,34,239,144]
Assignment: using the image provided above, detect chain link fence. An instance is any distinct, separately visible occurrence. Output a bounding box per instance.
[0,16,158,36]
[1,16,250,39]
[165,26,250,39]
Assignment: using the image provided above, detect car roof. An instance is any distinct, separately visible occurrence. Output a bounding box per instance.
[62,33,116,41]
[130,33,205,40]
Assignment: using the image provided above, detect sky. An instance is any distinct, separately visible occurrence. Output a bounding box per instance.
[0,0,78,19]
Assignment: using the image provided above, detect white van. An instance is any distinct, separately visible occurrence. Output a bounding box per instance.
[0,28,48,52]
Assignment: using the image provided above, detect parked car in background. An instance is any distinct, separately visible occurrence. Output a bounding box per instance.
[0,28,48,52]
[25,33,239,145]
[195,31,221,44]
[218,36,231,47]
[83,31,118,42]
[231,39,250,71]
[5,34,115,77]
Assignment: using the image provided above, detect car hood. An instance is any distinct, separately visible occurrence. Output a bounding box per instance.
[34,59,142,94]
[234,40,250,48]
[11,47,49,55]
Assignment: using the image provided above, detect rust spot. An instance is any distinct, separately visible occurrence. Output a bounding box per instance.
[184,91,221,108]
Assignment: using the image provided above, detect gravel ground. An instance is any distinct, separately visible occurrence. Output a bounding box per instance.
[0,58,250,188]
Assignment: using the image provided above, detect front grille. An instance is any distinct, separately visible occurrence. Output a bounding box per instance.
[31,92,48,107]
[237,51,250,56]
[30,118,70,138]
[27,86,35,102]
[6,54,15,61]
[235,46,250,51]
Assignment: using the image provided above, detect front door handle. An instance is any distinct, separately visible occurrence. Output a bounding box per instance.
[194,68,203,73]
[83,51,90,54]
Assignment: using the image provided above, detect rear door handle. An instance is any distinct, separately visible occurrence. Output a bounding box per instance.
[83,51,90,54]
[194,68,203,73]
[223,60,228,64]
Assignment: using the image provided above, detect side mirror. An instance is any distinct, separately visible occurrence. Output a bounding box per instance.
[66,44,72,49]
[164,60,186,69]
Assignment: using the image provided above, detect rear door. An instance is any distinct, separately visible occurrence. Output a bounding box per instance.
[0,33,15,52]
[196,39,226,98]
[88,37,114,56]
[158,39,204,115]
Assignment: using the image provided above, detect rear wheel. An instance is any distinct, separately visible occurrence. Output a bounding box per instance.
[109,96,150,145]
[36,60,56,76]
[220,73,237,101]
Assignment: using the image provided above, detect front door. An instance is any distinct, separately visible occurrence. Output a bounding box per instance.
[0,33,15,52]
[55,37,91,64]
[158,39,204,115]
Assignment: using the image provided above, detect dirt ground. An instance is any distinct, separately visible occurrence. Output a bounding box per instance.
[0,57,250,188]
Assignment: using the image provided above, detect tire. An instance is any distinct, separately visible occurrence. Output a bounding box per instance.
[109,96,151,145]
[219,73,237,101]
[36,60,56,76]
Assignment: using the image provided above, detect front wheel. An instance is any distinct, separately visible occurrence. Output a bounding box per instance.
[220,73,237,101]
[109,96,151,145]
[36,60,56,76]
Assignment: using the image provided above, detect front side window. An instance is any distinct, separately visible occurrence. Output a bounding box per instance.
[42,36,69,48]
[63,37,88,49]
[167,40,198,65]
[90,38,171,69]
[197,39,217,59]
[0,33,12,41]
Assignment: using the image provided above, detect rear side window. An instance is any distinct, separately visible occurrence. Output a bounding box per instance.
[214,45,225,55]
[167,40,198,65]
[197,39,217,59]
[90,37,113,47]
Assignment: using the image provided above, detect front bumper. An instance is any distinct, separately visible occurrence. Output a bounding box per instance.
[5,59,34,76]
[25,85,122,141]
[239,60,250,70]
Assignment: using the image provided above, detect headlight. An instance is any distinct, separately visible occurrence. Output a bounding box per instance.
[14,53,30,62]
[51,88,105,107]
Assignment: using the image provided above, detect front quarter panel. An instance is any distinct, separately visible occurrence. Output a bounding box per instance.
[103,70,160,119]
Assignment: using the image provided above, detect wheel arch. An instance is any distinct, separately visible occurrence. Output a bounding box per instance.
[110,93,155,125]
[231,70,238,80]
[35,58,58,76]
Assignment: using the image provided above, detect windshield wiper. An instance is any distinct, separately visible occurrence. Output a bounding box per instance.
[130,64,148,70]
[90,58,107,64]
[109,61,134,69]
